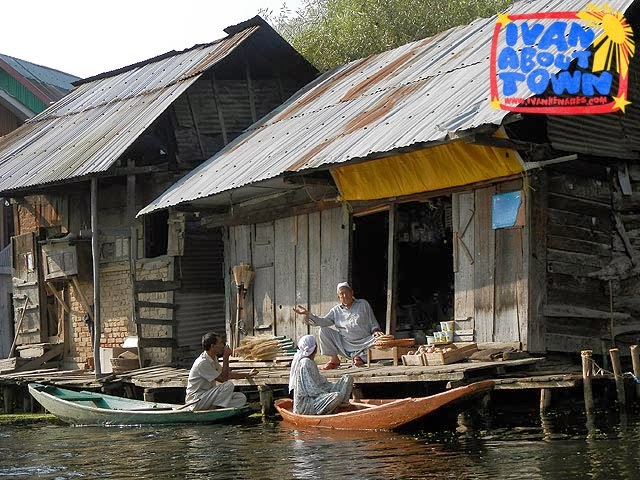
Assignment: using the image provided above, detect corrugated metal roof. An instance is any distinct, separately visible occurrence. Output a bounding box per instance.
[0,25,258,193]
[0,53,79,104]
[141,0,636,216]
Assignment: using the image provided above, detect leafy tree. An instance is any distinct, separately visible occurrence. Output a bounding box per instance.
[261,0,512,71]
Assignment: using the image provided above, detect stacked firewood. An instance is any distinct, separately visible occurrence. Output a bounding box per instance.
[234,336,295,360]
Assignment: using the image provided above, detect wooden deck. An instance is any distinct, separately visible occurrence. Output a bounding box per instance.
[0,356,569,392]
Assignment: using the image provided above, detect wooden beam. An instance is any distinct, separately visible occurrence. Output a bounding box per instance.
[613,211,640,267]
[137,338,178,349]
[245,48,257,123]
[136,301,177,309]
[185,90,206,160]
[16,344,63,372]
[211,73,228,146]
[134,317,178,326]
[385,204,397,335]
[543,304,631,321]
[90,178,102,376]
[134,280,181,293]
[45,282,70,314]
[71,276,94,322]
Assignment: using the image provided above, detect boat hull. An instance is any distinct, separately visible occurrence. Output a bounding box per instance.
[275,380,494,431]
[28,383,248,426]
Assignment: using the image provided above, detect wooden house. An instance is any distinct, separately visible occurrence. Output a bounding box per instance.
[0,54,78,359]
[0,17,317,372]
[140,0,640,357]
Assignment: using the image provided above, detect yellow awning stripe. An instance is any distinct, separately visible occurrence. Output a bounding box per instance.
[331,141,523,201]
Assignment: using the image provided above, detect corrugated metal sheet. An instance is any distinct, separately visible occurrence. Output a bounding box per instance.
[0,25,259,194]
[140,0,636,215]
[0,53,79,105]
[175,228,226,366]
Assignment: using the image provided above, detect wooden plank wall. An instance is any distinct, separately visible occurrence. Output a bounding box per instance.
[453,179,527,347]
[614,164,640,323]
[226,207,349,344]
[543,162,613,352]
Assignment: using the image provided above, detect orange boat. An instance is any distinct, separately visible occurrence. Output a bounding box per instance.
[274,380,494,431]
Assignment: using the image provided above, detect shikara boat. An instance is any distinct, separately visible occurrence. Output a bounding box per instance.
[274,380,494,431]
[28,383,249,426]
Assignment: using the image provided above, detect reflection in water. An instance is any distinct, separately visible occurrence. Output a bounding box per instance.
[0,411,639,479]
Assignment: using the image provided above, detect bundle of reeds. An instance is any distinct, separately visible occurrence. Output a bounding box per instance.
[234,336,296,360]
[232,263,255,289]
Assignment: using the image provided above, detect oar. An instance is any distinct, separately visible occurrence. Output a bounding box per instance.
[174,398,201,411]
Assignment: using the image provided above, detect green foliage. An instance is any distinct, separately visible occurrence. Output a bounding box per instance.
[261,0,512,71]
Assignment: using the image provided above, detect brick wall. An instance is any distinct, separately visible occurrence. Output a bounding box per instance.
[136,256,173,365]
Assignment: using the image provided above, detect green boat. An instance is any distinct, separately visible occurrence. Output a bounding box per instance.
[28,383,249,426]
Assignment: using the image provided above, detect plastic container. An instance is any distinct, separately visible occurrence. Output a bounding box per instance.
[426,335,435,345]
[440,321,455,332]
[443,330,454,342]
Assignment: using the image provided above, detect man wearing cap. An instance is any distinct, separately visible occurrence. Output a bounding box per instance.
[293,282,384,369]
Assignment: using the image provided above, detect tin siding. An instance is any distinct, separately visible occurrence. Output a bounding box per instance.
[175,227,226,365]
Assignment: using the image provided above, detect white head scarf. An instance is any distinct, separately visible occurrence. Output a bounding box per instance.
[336,281,352,293]
[288,335,317,393]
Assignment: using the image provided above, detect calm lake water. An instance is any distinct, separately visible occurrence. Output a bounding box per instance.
[1,408,640,479]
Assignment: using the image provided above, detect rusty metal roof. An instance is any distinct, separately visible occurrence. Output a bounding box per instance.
[0,25,258,193]
[139,0,637,216]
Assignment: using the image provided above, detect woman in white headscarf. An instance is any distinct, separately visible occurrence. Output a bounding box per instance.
[289,334,354,415]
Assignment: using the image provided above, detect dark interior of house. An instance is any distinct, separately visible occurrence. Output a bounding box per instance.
[351,198,454,340]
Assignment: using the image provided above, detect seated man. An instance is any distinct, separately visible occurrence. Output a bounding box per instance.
[185,332,257,411]
[293,281,384,369]
[288,334,353,415]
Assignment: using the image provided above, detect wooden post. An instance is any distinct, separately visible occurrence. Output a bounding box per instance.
[456,411,473,435]
[609,348,625,406]
[385,205,397,335]
[143,389,155,402]
[581,350,594,413]
[351,385,363,401]
[91,177,102,377]
[479,392,492,430]
[540,388,551,413]
[258,385,273,417]
[630,345,640,399]
[3,385,14,414]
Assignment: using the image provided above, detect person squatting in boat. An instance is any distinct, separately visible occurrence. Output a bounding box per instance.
[185,332,258,411]
[288,334,354,414]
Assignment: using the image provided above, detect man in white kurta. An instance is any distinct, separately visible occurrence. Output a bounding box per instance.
[294,282,384,369]
[185,332,257,411]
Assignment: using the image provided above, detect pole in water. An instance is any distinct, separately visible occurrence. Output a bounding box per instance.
[581,350,594,413]
[630,345,640,400]
[609,348,626,407]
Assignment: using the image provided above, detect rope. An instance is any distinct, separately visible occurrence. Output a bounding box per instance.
[589,357,614,377]
[589,357,640,383]
[624,372,640,384]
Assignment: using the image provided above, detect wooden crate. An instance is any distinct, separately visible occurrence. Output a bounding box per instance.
[401,354,426,366]
[423,343,478,366]
[367,346,412,366]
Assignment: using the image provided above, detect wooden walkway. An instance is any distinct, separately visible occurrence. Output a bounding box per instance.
[0,356,569,391]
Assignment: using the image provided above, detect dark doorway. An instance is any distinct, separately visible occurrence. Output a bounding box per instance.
[352,211,388,327]
[395,198,454,340]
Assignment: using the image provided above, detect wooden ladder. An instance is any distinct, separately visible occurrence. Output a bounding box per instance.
[133,279,180,367]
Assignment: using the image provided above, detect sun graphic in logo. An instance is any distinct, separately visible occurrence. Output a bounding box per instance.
[577,3,635,78]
